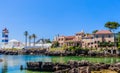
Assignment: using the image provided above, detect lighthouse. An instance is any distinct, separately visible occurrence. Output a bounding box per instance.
[2,28,9,44]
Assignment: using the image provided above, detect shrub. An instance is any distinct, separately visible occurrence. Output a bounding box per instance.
[51,41,59,48]
[62,44,67,50]
[67,46,89,52]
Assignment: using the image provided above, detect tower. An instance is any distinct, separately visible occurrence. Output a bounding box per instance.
[2,28,9,44]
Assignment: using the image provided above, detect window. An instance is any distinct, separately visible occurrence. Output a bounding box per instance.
[108,35,111,38]
[94,41,96,43]
[95,45,97,48]
[5,35,8,37]
[98,41,100,43]
[102,34,104,38]
[59,39,60,41]
[88,43,90,45]
[96,35,98,38]
[61,38,63,41]
[91,37,93,39]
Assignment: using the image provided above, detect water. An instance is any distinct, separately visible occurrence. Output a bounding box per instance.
[0,55,120,73]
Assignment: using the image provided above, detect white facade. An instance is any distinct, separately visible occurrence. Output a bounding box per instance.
[25,43,52,49]
[0,39,24,49]
[0,39,52,49]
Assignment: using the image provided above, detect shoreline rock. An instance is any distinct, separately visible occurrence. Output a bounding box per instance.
[0,49,119,57]
[26,60,120,73]
[0,59,3,62]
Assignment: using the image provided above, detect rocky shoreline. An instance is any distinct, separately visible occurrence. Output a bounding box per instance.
[26,60,120,73]
[0,49,119,57]
[0,49,47,55]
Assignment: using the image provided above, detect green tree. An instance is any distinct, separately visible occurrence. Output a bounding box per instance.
[98,42,114,48]
[46,39,51,43]
[51,41,59,48]
[118,32,120,42]
[116,32,120,49]
[105,21,120,32]
[32,34,37,46]
[92,30,98,34]
[105,21,120,48]
[29,35,32,46]
[24,31,28,47]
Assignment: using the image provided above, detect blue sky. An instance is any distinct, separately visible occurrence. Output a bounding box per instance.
[0,0,120,42]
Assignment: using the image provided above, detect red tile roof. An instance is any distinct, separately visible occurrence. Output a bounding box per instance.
[95,30,112,34]
[65,36,75,40]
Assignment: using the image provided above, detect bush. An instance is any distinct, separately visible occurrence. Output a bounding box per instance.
[98,42,114,47]
[118,42,120,49]
[67,46,89,52]
[68,46,75,51]
[51,41,59,48]
[62,44,67,50]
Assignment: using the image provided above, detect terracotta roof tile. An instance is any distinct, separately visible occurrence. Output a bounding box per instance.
[95,30,112,34]
[65,36,75,40]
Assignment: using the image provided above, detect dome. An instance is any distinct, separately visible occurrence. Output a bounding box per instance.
[9,39,19,43]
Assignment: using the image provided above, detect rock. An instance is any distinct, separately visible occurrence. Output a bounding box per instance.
[41,62,54,71]
[79,66,91,73]
[26,60,119,73]
[54,68,70,73]
[0,59,3,62]
[68,66,91,73]
[27,62,41,70]
[108,63,120,72]
[20,65,23,70]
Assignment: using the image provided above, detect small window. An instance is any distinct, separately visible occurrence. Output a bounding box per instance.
[59,39,60,41]
[98,41,100,43]
[94,41,96,43]
[102,35,104,38]
[5,35,8,37]
[96,35,98,38]
[88,43,90,45]
[95,45,97,48]
[108,35,111,38]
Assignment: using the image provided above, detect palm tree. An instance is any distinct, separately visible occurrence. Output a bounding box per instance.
[24,31,28,47]
[105,21,120,49]
[32,34,37,46]
[29,35,32,46]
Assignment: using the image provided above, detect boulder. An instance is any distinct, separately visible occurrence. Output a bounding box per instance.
[0,59,3,62]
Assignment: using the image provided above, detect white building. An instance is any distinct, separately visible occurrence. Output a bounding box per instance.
[0,38,52,49]
[0,39,24,49]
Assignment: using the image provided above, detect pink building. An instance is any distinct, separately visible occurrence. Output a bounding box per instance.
[54,30,115,48]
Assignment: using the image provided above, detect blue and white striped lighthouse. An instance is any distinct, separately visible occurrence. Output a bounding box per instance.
[2,28,9,44]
